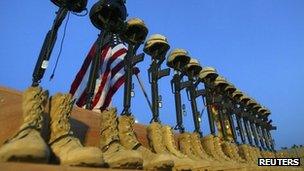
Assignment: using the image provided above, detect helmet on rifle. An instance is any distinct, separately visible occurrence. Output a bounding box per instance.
[184,58,202,76]
[199,67,218,81]
[51,0,87,12]
[90,0,127,31]
[167,48,191,70]
[224,82,236,94]
[144,34,170,59]
[263,109,271,115]
[239,94,250,103]
[231,89,242,100]
[121,18,148,44]
[246,98,257,108]
[214,76,228,88]
[252,103,262,110]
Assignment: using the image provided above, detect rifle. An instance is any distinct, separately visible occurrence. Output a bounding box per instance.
[32,0,87,86]
[148,50,170,122]
[171,72,191,132]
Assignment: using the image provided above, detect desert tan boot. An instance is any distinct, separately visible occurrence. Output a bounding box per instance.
[118,115,174,170]
[49,93,104,166]
[99,108,143,169]
[0,86,50,163]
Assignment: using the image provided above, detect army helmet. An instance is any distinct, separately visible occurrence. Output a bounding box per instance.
[121,18,148,44]
[144,34,170,59]
[246,98,257,108]
[231,89,242,100]
[238,94,250,104]
[252,103,262,111]
[51,0,87,13]
[184,58,202,76]
[167,48,191,70]
[224,82,237,94]
[262,108,271,116]
[199,66,218,81]
[90,0,127,31]
[258,107,267,114]
[214,76,229,88]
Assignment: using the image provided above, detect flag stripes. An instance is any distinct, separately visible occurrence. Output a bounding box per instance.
[70,40,129,111]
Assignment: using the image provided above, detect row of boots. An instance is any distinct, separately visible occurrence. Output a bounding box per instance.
[0,87,105,166]
[0,87,293,170]
[0,87,210,170]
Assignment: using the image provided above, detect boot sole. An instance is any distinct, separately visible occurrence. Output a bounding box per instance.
[172,166,192,171]
[144,159,174,170]
[63,159,106,167]
[5,147,49,164]
[7,154,48,163]
[107,157,143,169]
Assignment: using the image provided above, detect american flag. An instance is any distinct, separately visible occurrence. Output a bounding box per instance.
[70,37,136,111]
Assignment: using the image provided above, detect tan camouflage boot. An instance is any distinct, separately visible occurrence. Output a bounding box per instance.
[161,125,187,158]
[238,144,255,164]
[261,151,268,158]
[213,136,232,161]
[178,132,211,171]
[178,133,202,160]
[253,147,262,159]
[229,142,246,163]
[221,141,235,160]
[221,141,250,170]
[162,125,219,171]
[202,135,244,170]
[248,146,259,163]
[148,122,208,171]
[99,108,142,169]
[117,115,174,170]
[49,93,104,166]
[201,134,222,161]
[0,87,50,163]
[222,141,246,163]
[189,132,227,171]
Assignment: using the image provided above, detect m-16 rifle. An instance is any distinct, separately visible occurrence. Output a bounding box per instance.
[32,0,87,86]
[144,34,170,122]
[167,49,191,133]
[183,59,203,136]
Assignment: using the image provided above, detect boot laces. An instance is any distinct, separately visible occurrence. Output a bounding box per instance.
[22,91,45,130]
[56,96,72,132]
[124,116,137,139]
[166,127,177,147]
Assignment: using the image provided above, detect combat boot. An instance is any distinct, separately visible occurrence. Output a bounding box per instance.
[221,141,251,170]
[238,144,255,164]
[229,142,246,163]
[221,141,235,160]
[49,93,104,166]
[99,108,142,169]
[0,87,50,163]
[148,122,207,171]
[189,132,228,171]
[248,146,259,163]
[261,151,268,158]
[117,115,174,170]
[202,135,244,170]
[201,134,222,161]
[178,133,201,160]
[213,136,232,161]
[222,141,246,163]
[253,147,262,159]
[161,125,187,158]
[162,125,221,171]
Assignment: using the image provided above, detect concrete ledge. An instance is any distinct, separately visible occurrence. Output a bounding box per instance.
[0,162,140,171]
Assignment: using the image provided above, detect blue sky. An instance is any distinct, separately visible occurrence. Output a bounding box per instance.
[0,0,303,149]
